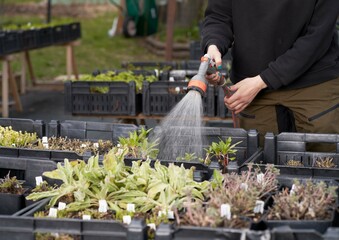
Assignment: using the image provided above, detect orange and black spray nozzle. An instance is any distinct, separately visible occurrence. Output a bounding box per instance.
[187,55,210,96]
[187,54,239,128]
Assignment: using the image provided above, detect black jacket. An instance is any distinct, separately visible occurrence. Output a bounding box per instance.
[201,0,339,90]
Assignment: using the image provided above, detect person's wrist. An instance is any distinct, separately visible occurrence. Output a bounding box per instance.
[255,75,267,90]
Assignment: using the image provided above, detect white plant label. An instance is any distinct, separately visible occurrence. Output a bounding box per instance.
[290,184,297,195]
[220,204,231,220]
[35,176,43,186]
[93,142,99,148]
[123,215,131,225]
[58,202,66,210]
[82,215,91,220]
[81,144,87,148]
[48,208,58,218]
[254,200,265,214]
[158,210,167,218]
[169,76,175,82]
[42,136,48,143]
[175,87,180,93]
[148,223,156,230]
[154,69,159,77]
[98,199,108,213]
[43,143,49,149]
[127,203,135,213]
[167,210,174,219]
[240,183,248,191]
[11,143,16,147]
[256,173,265,184]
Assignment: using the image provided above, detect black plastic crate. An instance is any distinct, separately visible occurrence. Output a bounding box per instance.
[216,87,232,118]
[52,24,69,45]
[36,27,53,48]
[0,157,57,187]
[153,127,259,167]
[142,81,215,117]
[0,31,21,56]
[19,29,37,51]
[2,199,147,240]
[121,61,178,70]
[64,81,141,116]
[67,22,81,42]
[0,118,45,138]
[48,120,140,143]
[239,132,339,179]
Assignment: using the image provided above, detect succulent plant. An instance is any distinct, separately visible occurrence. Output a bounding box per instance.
[314,157,336,168]
[0,126,37,148]
[267,179,337,220]
[0,172,26,195]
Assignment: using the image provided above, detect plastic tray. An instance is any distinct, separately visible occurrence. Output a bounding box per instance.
[19,29,37,51]
[142,81,216,117]
[0,31,21,56]
[36,27,53,48]
[67,22,81,41]
[48,120,140,143]
[0,118,45,138]
[64,80,141,116]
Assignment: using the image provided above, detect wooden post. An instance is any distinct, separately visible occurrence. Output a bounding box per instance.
[1,57,9,117]
[8,61,22,112]
[20,52,26,94]
[165,0,177,60]
[24,51,37,86]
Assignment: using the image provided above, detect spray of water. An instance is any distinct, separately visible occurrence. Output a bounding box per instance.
[150,90,205,160]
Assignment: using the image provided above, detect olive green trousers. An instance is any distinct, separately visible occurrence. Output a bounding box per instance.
[239,77,339,151]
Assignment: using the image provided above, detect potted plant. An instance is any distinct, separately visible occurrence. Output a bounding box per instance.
[0,172,28,214]
[266,179,338,233]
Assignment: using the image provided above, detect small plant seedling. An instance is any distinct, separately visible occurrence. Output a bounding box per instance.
[0,172,25,195]
[286,159,304,167]
[314,157,336,168]
[176,152,197,161]
[204,137,241,172]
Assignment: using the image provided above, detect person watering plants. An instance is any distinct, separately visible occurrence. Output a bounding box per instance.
[201,0,339,149]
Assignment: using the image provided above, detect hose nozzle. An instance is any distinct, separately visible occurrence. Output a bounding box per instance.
[187,55,210,96]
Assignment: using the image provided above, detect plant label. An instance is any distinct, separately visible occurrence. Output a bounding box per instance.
[220,204,231,220]
[240,183,248,191]
[48,208,58,218]
[43,143,49,149]
[98,199,108,213]
[83,214,91,220]
[123,215,131,225]
[148,223,156,230]
[35,176,43,186]
[167,210,174,219]
[11,143,16,147]
[254,200,264,214]
[42,136,48,143]
[256,173,265,184]
[158,210,167,218]
[290,184,297,195]
[93,143,99,148]
[127,203,135,213]
[81,144,87,148]
[58,202,66,210]
[175,87,180,94]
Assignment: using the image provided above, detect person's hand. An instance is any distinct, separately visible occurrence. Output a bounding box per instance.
[225,75,267,114]
[205,45,223,85]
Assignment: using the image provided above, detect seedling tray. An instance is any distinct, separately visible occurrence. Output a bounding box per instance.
[261,132,339,180]
[0,118,45,138]
[48,120,140,143]
[36,26,53,48]
[64,81,141,116]
[67,22,81,42]
[19,29,37,51]
[142,81,216,116]
[0,31,21,56]
[3,198,148,240]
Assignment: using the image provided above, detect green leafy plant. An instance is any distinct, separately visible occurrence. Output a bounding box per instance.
[176,152,198,162]
[0,173,26,195]
[79,70,157,93]
[0,126,37,148]
[118,128,159,159]
[204,137,241,171]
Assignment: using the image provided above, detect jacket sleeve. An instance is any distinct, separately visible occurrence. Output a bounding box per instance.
[201,0,234,56]
[260,0,339,89]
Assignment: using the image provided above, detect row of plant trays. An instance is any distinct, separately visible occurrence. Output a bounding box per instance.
[239,132,339,181]
[0,118,259,183]
[0,170,338,240]
[64,79,230,118]
[0,22,81,56]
